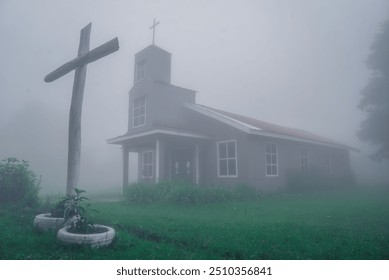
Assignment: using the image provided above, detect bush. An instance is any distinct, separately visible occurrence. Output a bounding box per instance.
[0,157,40,207]
[123,181,165,204]
[232,183,261,201]
[123,180,259,205]
[286,170,356,192]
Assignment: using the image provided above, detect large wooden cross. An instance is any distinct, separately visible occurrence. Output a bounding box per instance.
[44,22,119,195]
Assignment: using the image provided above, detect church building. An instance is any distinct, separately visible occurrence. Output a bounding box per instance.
[108,43,356,191]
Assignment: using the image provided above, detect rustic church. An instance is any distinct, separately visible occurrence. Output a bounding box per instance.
[108,43,356,191]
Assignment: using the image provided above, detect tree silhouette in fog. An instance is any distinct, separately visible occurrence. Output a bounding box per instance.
[358,19,389,160]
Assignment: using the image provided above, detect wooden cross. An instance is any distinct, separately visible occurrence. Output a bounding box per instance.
[44,22,119,195]
[149,18,160,45]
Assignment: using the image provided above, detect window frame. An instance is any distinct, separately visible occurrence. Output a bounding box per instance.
[300,147,309,174]
[217,140,238,178]
[141,150,153,179]
[265,142,278,177]
[132,96,146,128]
[134,61,145,83]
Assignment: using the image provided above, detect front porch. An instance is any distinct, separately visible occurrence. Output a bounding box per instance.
[108,128,208,190]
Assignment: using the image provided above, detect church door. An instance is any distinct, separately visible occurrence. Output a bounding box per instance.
[170,148,194,183]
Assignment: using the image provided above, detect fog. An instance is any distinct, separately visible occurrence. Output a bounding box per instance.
[1,0,388,195]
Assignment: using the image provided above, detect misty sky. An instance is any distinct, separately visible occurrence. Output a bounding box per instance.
[1,0,388,194]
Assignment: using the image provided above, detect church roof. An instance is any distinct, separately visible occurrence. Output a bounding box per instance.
[135,44,171,56]
[186,104,358,151]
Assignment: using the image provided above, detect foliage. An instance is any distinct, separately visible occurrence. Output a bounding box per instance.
[0,157,40,207]
[357,19,389,160]
[49,200,66,218]
[61,188,95,234]
[123,180,260,205]
[286,170,356,192]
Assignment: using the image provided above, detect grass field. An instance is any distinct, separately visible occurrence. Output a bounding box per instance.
[0,187,388,259]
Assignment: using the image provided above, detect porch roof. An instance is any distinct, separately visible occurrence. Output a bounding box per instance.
[107,128,209,145]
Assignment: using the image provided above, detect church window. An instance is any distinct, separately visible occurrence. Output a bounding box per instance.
[300,147,309,174]
[217,140,237,177]
[133,96,146,128]
[135,61,145,83]
[265,142,278,176]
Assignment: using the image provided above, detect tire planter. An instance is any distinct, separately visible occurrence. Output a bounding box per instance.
[57,225,115,248]
[33,213,65,231]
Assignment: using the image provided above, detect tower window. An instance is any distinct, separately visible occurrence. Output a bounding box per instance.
[133,96,146,128]
[135,61,145,83]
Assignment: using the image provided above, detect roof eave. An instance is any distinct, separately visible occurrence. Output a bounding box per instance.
[249,128,359,151]
[107,128,209,145]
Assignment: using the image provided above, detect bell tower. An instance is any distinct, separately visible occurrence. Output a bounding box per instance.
[133,45,171,84]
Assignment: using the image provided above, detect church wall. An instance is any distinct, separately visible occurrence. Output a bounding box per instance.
[151,84,196,129]
[185,109,351,191]
[246,135,352,191]
[127,81,196,134]
[185,110,250,187]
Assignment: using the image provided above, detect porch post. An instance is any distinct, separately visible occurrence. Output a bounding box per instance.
[195,144,200,185]
[122,145,129,193]
[155,139,160,183]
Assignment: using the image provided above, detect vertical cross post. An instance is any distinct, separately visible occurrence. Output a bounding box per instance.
[66,23,91,196]
[44,23,119,195]
[149,18,160,45]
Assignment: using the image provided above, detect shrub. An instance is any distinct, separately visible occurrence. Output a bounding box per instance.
[62,188,95,234]
[123,180,259,205]
[123,181,165,204]
[0,157,40,207]
[286,170,356,192]
[232,183,261,201]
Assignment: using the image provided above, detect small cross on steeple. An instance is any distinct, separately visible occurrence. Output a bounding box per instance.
[149,18,160,45]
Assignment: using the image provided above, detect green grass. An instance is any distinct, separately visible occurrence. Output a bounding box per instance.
[0,188,388,259]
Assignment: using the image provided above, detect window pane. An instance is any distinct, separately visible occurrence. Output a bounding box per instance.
[266,154,271,164]
[273,165,278,175]
[140,116,145,125]
[147,165,152,177]
[228,159,236,176]
[227,141,236,158]
[219,142,227,159]
[140,106,145,115]
[219,159,227,176]
[266,165,272,176]
[134,118,139,127]
[272,154,277,164]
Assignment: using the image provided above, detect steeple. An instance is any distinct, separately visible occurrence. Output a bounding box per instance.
[133,44,171,84]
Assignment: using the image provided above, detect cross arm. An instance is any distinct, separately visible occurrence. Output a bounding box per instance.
[44,37,119,83]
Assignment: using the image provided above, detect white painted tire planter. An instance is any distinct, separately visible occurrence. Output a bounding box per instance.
[34,213,65,231]
[57,225,115,248]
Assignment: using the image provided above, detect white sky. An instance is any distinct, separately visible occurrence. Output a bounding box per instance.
[1,0,388,193]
